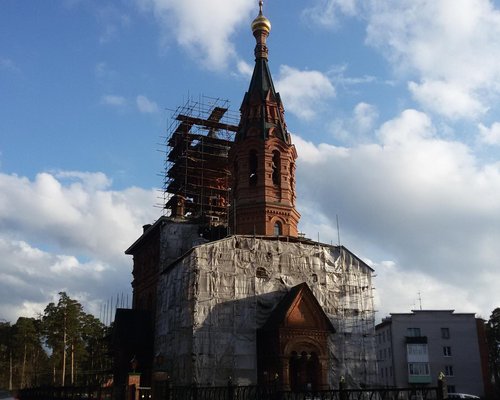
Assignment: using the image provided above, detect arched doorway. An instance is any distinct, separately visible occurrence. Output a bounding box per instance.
[289,350,321,391]
[257,283,335,391]
[286,339,325,391]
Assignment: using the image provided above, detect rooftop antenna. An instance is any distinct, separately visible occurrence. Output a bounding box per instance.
[418,291,423,310]
[336,214,341,246]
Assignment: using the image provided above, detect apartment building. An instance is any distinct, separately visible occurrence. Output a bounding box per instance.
[376,310,488,397]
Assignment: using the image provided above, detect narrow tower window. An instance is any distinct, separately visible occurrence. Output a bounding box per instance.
[233,161,239,191]
[274,221,282,236]
[249,150,258,186]
[272,150,281,186]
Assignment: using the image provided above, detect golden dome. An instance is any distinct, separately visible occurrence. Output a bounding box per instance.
[251,1,271,34]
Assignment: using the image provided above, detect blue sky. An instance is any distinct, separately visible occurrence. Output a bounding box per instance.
[1,0,500,323]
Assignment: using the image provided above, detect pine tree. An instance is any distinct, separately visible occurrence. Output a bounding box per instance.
[0,321,13,390]
[487,308,500,397]
[12,317,46,388]
[42,292,84,386]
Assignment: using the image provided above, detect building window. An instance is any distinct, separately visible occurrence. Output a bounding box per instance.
[407,343,428,355]
[407,327,421,337]
[408,362,430,376]
[445,365,454,376]
[249,150,258,186]
[272,150,281,186]
[274,221,282,236]
[447,385,456,394]
[443,346,452,357]
[233,161,239,191]
[441,327,450,339]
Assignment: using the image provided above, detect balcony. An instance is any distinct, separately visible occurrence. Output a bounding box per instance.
[405,336,427,344]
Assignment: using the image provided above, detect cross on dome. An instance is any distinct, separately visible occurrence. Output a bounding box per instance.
[251,0,271,34]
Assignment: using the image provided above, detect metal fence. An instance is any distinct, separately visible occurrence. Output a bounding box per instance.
[153,381,441,400]
[17,386,113,400]
[17,384,442,400]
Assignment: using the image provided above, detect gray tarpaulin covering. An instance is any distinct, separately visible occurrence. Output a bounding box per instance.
[155,234,377,387]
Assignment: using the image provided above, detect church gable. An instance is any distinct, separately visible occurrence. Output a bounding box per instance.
[263,282,335,333]
[287,295,323,329]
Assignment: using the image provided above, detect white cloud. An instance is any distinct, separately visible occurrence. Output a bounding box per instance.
[329,102,378,143]
[302,0,358,29]
[95,62,117,81]
[365,0,500,119]
[478,122,500,146]
[408,80,487,120]
[0,171,158,321]
[236,59,253,78]
[372,261,485,319]
[295,109,500,318]
[100,94,127,107]
[135,0,255,71]
[136,95,160,113]
[275,65,335,120]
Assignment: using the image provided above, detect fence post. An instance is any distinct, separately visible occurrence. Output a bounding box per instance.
[437,372,447,400]
[339,376,347,400]
[227,377,234,400]
[164,377,171,400]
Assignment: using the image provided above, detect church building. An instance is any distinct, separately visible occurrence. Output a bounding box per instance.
[122,2,377,391]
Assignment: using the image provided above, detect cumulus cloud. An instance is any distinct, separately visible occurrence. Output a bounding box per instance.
[329,102,378,144]
[0,171,158,322]
[236,60,253,78]
[275,65,335,120]
[408,80,487,120]
[135,0,255,71]
[136,95,160,113]
[478,122,500,146]
[295,109,500,318]
[302,0,358,29]
[365,0,500,119]
[100,94,127,107]
[372,260,489,319]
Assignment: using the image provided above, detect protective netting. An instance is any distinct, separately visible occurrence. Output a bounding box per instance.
[155,235,377,387]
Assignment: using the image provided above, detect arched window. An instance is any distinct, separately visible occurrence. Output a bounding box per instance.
[274,221,282,236]
[272,150,281,186]
[249,150,258,186]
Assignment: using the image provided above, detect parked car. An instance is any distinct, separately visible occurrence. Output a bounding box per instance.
[0,390,15,400]
[447,394,480,399]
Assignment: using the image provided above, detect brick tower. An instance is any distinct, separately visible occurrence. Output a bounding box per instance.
[229,1,300,237]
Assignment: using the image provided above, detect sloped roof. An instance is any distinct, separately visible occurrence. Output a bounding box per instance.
[261,282,336,333]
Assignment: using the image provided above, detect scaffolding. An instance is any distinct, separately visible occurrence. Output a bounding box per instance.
[161,96,239,227]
